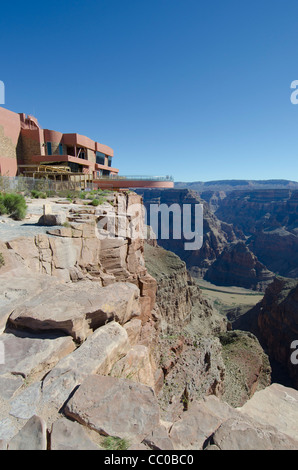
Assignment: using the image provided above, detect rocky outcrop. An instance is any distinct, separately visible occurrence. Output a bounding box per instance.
[219,330,271,407]
[137,189,277,292]
[64,374,161,443]
[3,193,157,324]
[204,241,275,291]
[255,277,298,388]
[2,382,298,450]
[8,282,140,342]
[248,228,298,278]
[144,242,210,332]
[211,189,298,278]
[136,188,242,278]
[0,192,297,450]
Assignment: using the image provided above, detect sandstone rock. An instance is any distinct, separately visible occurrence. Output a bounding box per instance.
[123,318,142,345]
[137,188,240,278]
[9,282,141,342]
[127,442,150,450]
[158,335,226,422]
[41,322,130,411]
[6,237,40,272]
[212,416,298,450]
[0,271,59,330]
[7,415,47,450]
[239,383,298,440]
[219,330,271,407]
[0,331,75,383]
[65,374,160,443]
[0,439,7,450]
[0,417,18,441]
[143,424,174,450]
[9,381,42,420]
[256,278,298,388]
[50,417,100,450]
[49,236,80,271]
[169,395,237,450]
[204,241,275,291]
[110,345,155,388]
[38,212,67,226]
[0,374,24,400]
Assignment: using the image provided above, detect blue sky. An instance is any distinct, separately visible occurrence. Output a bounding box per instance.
[1,0,298,182]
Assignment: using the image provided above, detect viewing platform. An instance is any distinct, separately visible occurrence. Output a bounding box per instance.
[93,175,174,190]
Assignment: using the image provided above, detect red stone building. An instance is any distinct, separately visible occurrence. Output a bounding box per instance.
[0,106,174,189]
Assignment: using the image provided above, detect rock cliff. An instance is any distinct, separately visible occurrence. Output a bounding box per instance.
[204,241,275,291]
[256,277,298,388]
[210,189,298,278]
[0,192,296,450]
[136,188,273,291]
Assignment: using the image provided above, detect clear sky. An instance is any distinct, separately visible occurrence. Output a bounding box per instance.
[1,0,298,182]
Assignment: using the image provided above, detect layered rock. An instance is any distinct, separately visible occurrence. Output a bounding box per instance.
[204,241,275,291]
[255,277,298,388]
[144,243,203,331]
[0,191,297,450]
[219,330,271,407]
[3,193,157,324]
[212,189,298,278]
[8,281,140,342]
[136,188,242,278]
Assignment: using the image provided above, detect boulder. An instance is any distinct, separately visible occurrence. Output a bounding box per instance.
[0,271,60,330]
[65,374,160,443]
[41,322,130,411]
[0,331,75,383]
[9,282,141,342]
[50,417,100,450]
[212,416,298,450]
[110,345,155,388]
[239,383,298,440]
[143,424,174,450]
[38,212,67,226]
[7,415,47,450]
[169,395,237,450]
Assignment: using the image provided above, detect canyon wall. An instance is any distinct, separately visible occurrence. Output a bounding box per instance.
[209,189,298,279]
[136,188,273,291]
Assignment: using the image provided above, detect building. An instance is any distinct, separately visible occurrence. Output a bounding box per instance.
[0,106,174,190]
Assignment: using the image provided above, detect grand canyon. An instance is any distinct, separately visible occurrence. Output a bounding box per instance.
[0,180,297,450]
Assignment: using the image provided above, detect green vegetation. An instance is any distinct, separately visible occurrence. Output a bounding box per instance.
[31,189,47,199]
[0,193,27,220]
[101,436,130,451]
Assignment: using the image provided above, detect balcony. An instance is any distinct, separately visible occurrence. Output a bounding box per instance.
[93,175,174,190]
[31,154,93,168]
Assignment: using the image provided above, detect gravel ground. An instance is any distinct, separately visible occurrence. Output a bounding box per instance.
[0,198,77,242]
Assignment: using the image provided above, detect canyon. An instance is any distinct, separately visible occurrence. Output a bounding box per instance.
[0,189,297,450]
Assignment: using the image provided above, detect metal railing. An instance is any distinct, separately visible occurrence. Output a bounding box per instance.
[96,175,174,181]
[0,176,94,192]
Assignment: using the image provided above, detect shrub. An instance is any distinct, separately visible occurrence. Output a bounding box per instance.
[1,193,27,220]
[0,252,5,268]
[91,198,100,206]
[101,436,130,451]
[31,190,47,199]
[0,194,7,215]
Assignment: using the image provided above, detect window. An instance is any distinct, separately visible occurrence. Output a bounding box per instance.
[59,143,63,155]
[96,151,106,165]
[108,156,112,167]
[46,142,52,156]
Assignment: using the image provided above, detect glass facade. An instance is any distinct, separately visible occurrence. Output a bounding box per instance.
[96,151,106,165]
